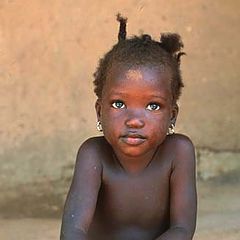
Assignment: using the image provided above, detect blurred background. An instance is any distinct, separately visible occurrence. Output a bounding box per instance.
[0,0,239,239]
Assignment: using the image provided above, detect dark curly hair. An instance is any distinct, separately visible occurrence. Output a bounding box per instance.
[93,14,185,103]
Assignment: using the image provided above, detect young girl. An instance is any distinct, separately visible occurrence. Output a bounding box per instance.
[60,14,197,240]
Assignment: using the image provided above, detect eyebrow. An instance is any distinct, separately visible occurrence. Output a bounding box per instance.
[109,91,168,102]
[149,95,168,101]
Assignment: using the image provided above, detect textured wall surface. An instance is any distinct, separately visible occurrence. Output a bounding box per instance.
[0,0,239,216]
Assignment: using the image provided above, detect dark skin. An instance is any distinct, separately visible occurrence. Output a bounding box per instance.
[60,65,197,240]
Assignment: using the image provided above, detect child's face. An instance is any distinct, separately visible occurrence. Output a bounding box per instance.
[96,65,178,158]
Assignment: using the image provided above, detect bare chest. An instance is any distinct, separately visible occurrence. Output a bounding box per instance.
[95,162,171,228]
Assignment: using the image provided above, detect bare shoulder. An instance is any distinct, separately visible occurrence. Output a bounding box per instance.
[164,133,195,165]
[75,136,109,168]
[165,133,194,150]
[78,136,107,154]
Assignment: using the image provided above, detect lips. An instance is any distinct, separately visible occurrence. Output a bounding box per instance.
[120,133,146,145]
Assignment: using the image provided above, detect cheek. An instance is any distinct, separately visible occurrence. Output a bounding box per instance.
[101,110,122,135]
[101,114,122,147]
[148,112,170,126]
[147,122,168,145]
[150,121,168,134]
[147,114,170,135]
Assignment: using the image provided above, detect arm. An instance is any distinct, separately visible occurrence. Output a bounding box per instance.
[60,138,103,240]
[156,135,197,240]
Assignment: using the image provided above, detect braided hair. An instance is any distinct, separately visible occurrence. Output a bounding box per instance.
[93,14,185,103]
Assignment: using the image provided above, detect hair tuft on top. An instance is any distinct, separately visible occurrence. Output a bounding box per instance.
[160,33,183,54]
[160,33,186,64]
[160,33,184,54]
[116,13,128,41]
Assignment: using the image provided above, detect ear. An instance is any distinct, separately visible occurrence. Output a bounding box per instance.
[170,103,179,125]
[95,99,102,121]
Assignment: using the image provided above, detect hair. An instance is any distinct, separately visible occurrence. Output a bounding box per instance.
[93,13,185,103]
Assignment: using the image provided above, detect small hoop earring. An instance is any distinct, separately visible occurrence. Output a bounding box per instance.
[167,123,175,135]
[96,120,103,132]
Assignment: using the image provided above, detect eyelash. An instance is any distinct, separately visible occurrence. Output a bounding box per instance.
[111,101,161,111]
[111,100,126,109]
[146,102,161,111]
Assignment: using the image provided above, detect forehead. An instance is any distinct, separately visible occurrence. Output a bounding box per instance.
[104,65,172,96]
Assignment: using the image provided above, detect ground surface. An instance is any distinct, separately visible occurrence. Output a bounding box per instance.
[0,179,239,240]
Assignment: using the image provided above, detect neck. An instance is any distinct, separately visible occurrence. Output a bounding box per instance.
[112,148,159,175]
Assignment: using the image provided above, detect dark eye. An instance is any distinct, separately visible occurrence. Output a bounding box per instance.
[146,103,160,111]
[112,100,126,109]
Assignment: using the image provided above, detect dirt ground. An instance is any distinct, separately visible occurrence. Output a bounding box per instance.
[0,179,239,240]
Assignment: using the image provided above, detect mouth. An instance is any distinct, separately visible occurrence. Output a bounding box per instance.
[120,133,146,146]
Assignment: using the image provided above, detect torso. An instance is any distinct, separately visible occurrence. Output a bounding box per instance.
[88,136,175,240]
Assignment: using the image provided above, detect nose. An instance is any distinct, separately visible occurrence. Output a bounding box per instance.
[125,110,145,129]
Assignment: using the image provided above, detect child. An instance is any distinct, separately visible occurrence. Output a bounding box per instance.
[60,14,197,240]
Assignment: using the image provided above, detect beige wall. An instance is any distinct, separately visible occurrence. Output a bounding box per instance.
[0,0,239,216]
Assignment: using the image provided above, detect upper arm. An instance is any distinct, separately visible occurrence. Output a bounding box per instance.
[169,135,197,237]
[61,138,103,239]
